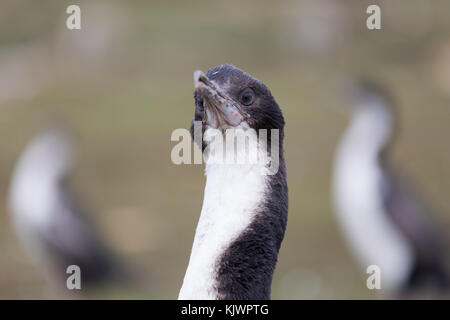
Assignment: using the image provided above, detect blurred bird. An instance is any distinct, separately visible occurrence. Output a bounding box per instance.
[8,128,125,293]
[178,64,288,299]
[332,80,450,297]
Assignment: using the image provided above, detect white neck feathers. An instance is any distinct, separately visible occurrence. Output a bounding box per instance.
[178,124,270,299]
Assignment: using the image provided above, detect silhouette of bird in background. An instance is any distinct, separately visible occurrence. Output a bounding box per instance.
[8,128,127,294]
[332,80,450,297]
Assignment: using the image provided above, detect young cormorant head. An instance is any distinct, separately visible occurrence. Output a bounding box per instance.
[190,64,285,144]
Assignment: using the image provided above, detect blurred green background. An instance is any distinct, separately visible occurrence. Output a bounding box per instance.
[0,0,449,299]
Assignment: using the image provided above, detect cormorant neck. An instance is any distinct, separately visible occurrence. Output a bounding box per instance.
[179,125,287,299]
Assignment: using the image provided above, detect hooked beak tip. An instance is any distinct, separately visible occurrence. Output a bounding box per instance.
[194,70,206,91]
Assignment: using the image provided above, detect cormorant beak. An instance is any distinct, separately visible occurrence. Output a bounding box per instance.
[194,70,248,129]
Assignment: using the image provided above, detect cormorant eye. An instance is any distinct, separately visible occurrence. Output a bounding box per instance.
[240,89,255,106]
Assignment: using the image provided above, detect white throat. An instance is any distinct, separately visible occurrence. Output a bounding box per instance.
[178,123,270,299]
[332,104,413,291]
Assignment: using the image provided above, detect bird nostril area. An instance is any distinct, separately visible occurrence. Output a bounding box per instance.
[199,75,207,84]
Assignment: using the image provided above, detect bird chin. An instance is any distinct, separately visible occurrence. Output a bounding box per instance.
[205,106,244,130]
